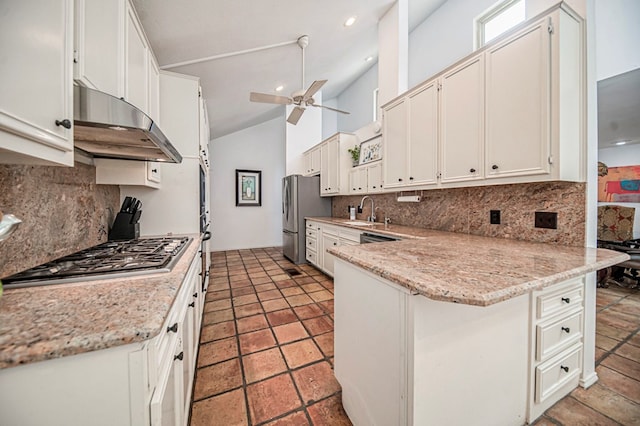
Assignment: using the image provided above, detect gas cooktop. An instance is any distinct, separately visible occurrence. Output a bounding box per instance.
[3,237,191,289]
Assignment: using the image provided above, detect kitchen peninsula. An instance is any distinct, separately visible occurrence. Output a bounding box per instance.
[326,228,628,425]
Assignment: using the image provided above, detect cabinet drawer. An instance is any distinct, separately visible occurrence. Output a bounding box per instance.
[339,228,361,244]
[535,343,582,403]
[306,236,317,251]
[536,309,583,362]
[306,249,317,265]
[306,221,316,230]
[536,279,583,320]
[306,228,317,239]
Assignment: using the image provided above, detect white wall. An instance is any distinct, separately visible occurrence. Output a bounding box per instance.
[322,97,339,139]
[285,91,323,175]
[598,145,640,239]
[408,0,495,87]
[595,0,640,80]
[337,64,378,132]
[210,117,286,251]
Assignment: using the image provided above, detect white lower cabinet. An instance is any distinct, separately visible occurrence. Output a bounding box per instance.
[528,278,585,422]
[334,258,587,425]
[305,220,361,277]
[0,253,204,426]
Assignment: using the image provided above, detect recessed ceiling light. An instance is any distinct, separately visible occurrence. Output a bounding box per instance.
[365,56,374,62]
[344,16,357,27]
[275,85,284,92]
[615,140,629,146]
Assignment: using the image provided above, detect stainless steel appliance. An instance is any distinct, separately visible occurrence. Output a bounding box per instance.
[282,174,331,264]
[2,237,191,289]
[73,85,182,163]
[360,232,401,244]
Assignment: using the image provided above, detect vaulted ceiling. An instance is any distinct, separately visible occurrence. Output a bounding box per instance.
[132,0,447,138]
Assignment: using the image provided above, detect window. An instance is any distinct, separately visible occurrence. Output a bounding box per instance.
[475,0,525,48]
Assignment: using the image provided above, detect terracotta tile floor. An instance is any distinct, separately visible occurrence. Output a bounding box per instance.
[190,248,351,426]
[191,248,640,425]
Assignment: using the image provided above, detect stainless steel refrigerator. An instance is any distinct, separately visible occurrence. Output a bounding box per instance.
[282,174,331,264]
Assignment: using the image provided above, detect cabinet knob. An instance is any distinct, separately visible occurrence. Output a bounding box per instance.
[409,177,414,180]
[560,365,569,373]
[398,178,403,182]
[492,164,499,170]
[561,327,570,333]
[333,242,337,246]
[561,297,570,304]
[352,188,356,191]
[373,186,376,189]
[188,302,195,308]
[358,187,362,190]
[167,323,178,333]
[174,352,184,361]
[152,169,158,173]
[193,293,198,298]
[470,168,476,173]
[55,119,72,129]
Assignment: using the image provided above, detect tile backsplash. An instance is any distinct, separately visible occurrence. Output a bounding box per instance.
[0,162,119,278]
[333,181,586,246]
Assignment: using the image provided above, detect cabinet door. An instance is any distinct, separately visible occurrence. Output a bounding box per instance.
[0,0,74,166]
[382,99,408,188]
[311,147,321,174]
[440,55,484,184]
[125,1,148,113]
[349,168,367,194]
[321,233,339,276]
[74,0,123,96]
[485,18,551,178]
[304,151,313,175]
[321,138,340,195]
[408,81,438,186]
[150,336,184,426]
[367,162,383,192]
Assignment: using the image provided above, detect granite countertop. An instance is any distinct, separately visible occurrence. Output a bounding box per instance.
[0,235,201,369]
[307,218,629,306]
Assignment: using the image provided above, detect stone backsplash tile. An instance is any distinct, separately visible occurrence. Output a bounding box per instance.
[0,162,119,278]
[332,181,586,246]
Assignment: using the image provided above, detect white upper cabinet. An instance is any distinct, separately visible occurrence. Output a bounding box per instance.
[408,80,439,186]
[485,16,550,179]
[303,145,321,176]
[125,1,149,114]
[382,98,408,189]
[74,0,124,97]
[148,52,161,124]
[440,55,484,184]
[380,3,584,191]
[0,0,74,166]
[367,162,383,193]
[321,136,340,195]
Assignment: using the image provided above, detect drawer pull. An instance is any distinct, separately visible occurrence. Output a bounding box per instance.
[560,365,569,373]
[193,293,198,298]
[561,327,570,333]
[561,297,570,304]
[188,302,195,308]
[174,352,184,361]
[167,323,178,333]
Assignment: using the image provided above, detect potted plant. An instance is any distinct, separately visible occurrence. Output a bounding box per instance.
[347,145,360,167]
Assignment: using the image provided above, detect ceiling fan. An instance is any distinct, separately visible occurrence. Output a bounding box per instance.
[249,35,350,125]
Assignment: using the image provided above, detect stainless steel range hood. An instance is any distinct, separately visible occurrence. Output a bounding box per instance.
[73,85,182,163]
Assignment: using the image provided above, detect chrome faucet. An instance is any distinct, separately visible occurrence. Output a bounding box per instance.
[359,196,376,222]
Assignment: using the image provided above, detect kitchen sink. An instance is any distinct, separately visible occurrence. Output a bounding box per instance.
[342,221,375,227]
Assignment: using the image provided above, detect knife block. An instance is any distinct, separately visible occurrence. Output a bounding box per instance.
[108,212,140,241]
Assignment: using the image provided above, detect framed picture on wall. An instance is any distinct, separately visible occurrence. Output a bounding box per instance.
[359,136,382,165]
[236,169,262,206]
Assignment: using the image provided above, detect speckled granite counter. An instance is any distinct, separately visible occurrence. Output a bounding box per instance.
[0,235,201,369]
[309,218,629,306]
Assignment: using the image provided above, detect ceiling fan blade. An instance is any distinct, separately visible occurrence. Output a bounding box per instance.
[250,92,293,105]
[311,104,351,115]
[287,106,305,125]
[302,80,327,100]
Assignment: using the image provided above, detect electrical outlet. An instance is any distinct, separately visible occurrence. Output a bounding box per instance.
[535,211,558,229]
[490,210,501,225]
